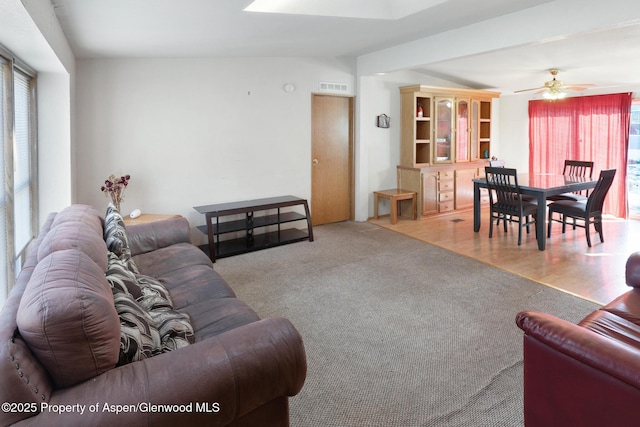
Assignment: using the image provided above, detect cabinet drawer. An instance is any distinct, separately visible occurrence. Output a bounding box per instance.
[439,201,454,212]
[439,170,455,180]
[439,191,454,202]
[439,180,454,191]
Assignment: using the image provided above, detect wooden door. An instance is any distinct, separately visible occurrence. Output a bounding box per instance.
[311,95,353,225]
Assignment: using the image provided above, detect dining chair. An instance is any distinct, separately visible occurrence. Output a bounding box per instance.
[486,160,535,225]
[485,167,538,246]
[488,159,535,195]
[547,169,616,247]
[547,160,594,202]
[487,160,507,225]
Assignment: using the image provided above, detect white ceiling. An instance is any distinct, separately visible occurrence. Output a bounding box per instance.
[413,23,640,94]
[51,0,640,94]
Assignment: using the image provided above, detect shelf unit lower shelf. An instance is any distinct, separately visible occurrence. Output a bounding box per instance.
[198,228,310,260]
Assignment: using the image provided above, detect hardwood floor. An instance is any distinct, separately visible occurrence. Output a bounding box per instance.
[369,208,640,305]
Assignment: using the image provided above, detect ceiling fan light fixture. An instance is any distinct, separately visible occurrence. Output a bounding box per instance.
[543,90,566,100]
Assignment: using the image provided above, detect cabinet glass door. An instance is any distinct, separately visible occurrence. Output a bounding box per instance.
[434,97,454,163]
[470,99,479,160]
[456,99,469,162]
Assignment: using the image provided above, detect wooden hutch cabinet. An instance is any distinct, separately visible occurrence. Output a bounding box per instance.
[398,85,499,217]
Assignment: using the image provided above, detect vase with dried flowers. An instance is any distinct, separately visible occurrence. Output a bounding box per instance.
[100,174,131,212]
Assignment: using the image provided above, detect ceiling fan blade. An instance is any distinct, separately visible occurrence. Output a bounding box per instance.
[563,84,595,91]
[514,86,545,93]
[515,70,596,94]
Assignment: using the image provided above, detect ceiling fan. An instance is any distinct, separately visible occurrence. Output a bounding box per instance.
[514,69,595,99]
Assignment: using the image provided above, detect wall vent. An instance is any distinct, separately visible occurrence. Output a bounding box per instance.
[319,81,350,94]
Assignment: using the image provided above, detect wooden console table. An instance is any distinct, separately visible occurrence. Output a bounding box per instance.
[194,195,314,262]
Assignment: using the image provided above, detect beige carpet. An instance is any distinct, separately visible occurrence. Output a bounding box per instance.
[214,221,600,427]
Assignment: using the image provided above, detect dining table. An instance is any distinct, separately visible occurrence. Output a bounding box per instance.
[473,173,600,250]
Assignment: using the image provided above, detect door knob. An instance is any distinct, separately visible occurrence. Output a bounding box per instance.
[312,159,319,165]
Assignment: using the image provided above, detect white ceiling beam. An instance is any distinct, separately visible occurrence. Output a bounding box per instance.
[357,0,640,76]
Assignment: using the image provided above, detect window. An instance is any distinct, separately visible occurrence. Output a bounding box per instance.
[528,93,631,219]
[0,46,37,307]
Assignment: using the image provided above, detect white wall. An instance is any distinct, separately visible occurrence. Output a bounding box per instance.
[75,57,354,234]
[37,72,72,218]
[494,95,529,171]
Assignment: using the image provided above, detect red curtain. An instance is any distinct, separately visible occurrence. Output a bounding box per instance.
[529,93,631,218]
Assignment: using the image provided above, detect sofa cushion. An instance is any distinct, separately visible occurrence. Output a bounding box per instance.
[579,310,640,349]
[181,298,260,341]
[16,249,120,388]
[37,221,108,271]
[599,289,640,326]
[51,204,104,236]
[132,243,237,309]
[132,242,214,278]
[160,266,237,310]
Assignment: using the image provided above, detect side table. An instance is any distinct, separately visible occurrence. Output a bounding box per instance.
[123,213,181,226]
[373,189,417,224]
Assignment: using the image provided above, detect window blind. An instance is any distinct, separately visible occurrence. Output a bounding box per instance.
[0,58,6,305]
[13,69,33,258]
[0,46,37,307]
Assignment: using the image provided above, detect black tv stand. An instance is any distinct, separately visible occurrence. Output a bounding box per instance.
[194,195,313,262]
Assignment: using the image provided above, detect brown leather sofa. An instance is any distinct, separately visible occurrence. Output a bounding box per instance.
[0,204,306,426]
[516,252,640,427]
